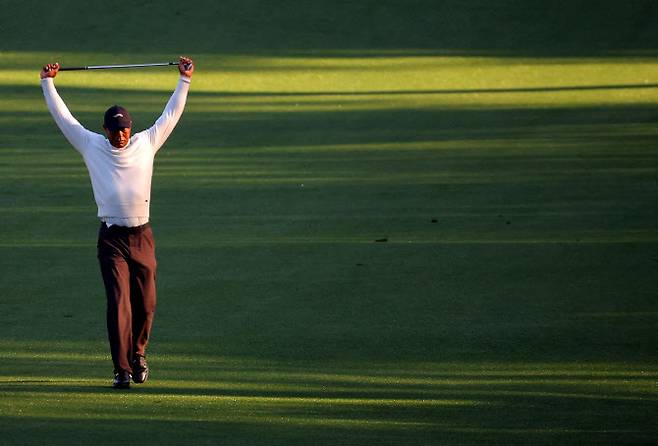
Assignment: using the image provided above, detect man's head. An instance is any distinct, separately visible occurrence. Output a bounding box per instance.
[103,105,132,149]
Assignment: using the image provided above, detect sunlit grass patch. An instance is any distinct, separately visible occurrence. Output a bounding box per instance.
[1,343,656,440]
[5,52,658,111]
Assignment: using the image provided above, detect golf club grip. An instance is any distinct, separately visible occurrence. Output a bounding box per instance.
[58,62,179,71]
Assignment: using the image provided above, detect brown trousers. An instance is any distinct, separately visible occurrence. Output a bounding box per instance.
[97,222,157,374]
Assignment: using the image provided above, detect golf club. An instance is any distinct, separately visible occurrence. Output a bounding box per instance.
[58,62,180,71]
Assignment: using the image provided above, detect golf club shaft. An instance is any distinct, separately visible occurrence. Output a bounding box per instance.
[59,62,179,71]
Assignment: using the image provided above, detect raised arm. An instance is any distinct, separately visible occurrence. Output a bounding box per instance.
[40,63,94,154]
[146,56,194,153]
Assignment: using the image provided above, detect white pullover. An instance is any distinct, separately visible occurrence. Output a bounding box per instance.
[41,76,191,225]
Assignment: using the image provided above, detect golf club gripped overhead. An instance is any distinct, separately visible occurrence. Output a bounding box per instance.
[58,62,180,71]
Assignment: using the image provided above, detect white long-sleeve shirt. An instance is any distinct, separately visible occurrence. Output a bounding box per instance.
[41,76,191,226]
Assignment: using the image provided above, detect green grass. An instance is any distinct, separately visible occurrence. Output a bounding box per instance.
[1,1,658,444]
[1,353,655,445]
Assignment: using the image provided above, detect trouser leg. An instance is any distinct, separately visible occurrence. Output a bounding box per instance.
[129,226,157,357]
[99,253,133,374]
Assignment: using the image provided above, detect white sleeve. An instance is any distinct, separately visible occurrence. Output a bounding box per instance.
[41,78,94,154]
[146,76,191,153]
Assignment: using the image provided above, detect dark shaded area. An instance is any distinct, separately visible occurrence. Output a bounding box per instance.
[2,0,658,56]
[6,82,658,141]
[2,414,652,446]
[2,87,657,364]
[7,87,658,152]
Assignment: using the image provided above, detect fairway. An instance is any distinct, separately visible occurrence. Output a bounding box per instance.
[1,1,657,445]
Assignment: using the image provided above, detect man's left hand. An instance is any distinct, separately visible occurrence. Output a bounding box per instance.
[178,56,194,78]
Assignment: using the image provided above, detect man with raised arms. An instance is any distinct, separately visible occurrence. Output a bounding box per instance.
[40,56,194,389]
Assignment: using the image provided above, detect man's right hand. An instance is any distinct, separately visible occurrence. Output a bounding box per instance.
[41,63,60,79]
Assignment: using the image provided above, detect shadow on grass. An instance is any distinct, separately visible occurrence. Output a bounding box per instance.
[2,94,658,365]
[3,0,658,58]
[1,353,657,445]
[6,84,658,149]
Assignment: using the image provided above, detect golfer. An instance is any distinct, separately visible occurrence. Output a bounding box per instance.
[40,56,194,388]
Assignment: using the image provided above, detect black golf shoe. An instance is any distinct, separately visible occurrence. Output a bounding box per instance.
[113,371,132,389]
[132,355,149,384]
